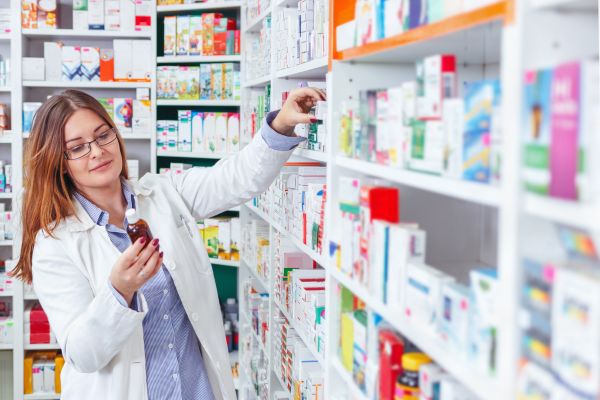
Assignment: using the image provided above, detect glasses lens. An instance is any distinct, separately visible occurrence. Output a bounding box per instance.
[98,128,117,146]
[67,144,90,160]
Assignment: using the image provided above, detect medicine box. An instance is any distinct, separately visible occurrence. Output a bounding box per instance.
[80,47,100,81]
[113,98,133,134]
[62,46,81,81]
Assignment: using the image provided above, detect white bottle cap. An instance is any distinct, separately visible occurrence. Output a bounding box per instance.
[125,208,139,223]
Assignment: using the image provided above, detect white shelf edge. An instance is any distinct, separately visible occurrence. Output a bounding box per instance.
[0,133,16,144]
[156,99,241,106]
[156,150,232,159]
[0,192,13,198]
[244,9,271,33]
[288,315,324,364]
[524,193,600,231]
[331,359,369,400]
[0,33,10,40]
[275,57,328,79]
[294,148,327,163]
[121,134,153,140]
[330,268,496,399]
[336,155,501,207]
[0,240,13,246]
[22,28,151,38]
[157,1,242,13]
[23,80,151,88]
[24,343,61,350]
[23,394,61,400]
[0,290,13,296]
[209,258,240,267]
[242,74,272,88]
[157,55,241,63]
[0,343,13,349]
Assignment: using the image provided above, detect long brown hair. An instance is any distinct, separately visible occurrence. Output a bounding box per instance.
[13,90,129,283]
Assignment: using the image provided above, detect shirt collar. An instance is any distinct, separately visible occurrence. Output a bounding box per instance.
[74,179,136,227]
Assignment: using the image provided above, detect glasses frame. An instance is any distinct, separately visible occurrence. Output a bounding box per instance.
[64,127,120,160]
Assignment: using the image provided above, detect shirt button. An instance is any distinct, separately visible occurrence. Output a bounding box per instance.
[192,312,199,321]
[163,314,169,320]
[163,289,168,295]
[168,343,174,350]
[172,373,178,380]
[168,261,176,270]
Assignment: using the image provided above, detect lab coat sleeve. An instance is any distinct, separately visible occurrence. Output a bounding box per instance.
[166,116,295,220]
[32,231,147,373]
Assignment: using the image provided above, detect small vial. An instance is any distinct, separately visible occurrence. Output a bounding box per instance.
[125,208,153,247]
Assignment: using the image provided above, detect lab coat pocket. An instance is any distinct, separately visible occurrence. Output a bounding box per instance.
[127,361,148,400]
[175,222,212,275]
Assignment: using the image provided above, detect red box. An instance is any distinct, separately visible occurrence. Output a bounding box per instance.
[28,322,51,334]
[29,333,51,344]
[360,186,400,224]
[379,330,404,400]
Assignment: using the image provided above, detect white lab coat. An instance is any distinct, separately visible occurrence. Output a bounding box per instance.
[31,135,293,400]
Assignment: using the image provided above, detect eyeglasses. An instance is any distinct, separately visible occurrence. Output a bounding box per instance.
[64,127,119,160]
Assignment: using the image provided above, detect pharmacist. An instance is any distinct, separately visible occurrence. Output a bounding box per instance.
[11,87,325,400]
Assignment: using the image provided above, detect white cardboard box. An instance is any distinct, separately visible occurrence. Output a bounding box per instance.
[44,42,62,81]
[22,57,45,81]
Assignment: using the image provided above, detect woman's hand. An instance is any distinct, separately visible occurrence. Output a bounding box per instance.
[271,87,327,136]
[110,237,163,306]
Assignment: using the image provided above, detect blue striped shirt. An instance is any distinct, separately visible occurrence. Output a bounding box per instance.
[73,113,303,399]
[74,184,215,400]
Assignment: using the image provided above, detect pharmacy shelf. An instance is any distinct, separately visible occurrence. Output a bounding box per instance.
[275,57,328,79]
[157,150,232,159]
[244,8,271,33]
[336,156,501,207]
[157,1,242,13]
[524,194,600,231]
[288,315,324,364]
[242,258,269,291]
[331,359,369,400]
[330,267,496,400]
[249,321,268,356]
[0,133,16,144]
[293,148,327,163]
[0,193,13,199]
[22,80,152,89]
[0,86,10,92]
[156,99,241,106]
[210,259,240,267]
[24,294,38,301]
[0,240,13,246]
[0,290,13,296]
[157,55,242,63]
[273,298,292,322]
[0,343,13,350]
[335,2,507,63]
[0,33,10,41]
[244,204,328,267]
[22,28,152,39]
[23,394,61,400]
[242,74,271,88]
[24,343,61,351]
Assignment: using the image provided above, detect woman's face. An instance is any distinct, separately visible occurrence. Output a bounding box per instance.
[64,109,123,192]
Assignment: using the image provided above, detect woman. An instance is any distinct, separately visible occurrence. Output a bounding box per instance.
[12,87,325,400]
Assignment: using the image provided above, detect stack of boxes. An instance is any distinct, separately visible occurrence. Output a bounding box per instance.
[517,228,600,399]
[163,13,240,56]
[241,84,270,146]
[341,0,497,51]
[25,302,57,346]
[241,218,270,281]
[23,40,152,82]
[273,0,327,70]
[156,63,241,101]
[338,53,502,185]
[523,59,599,203]
[333,177,499,379]
[244,17,270,81]
[24,352,64,395]
[269,163,327,254]
[199,217,241,262]
[156,111,240,154]
[21,0,152,32]
[24,95,151,135]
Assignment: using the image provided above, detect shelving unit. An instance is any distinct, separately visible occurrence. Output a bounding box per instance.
[22,81,152,88]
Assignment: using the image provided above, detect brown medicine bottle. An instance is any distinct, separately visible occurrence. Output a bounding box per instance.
[125,208,153,247]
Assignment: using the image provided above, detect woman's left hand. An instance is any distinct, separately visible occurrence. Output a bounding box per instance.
[271,87,327,136]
